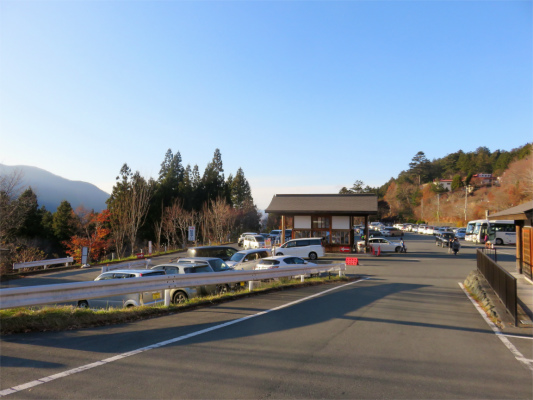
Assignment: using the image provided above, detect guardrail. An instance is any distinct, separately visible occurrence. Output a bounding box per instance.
[476,249,517,324]
[0,263,346,310]
[13,257,74,270]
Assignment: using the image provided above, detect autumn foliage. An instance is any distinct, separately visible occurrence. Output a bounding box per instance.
[63,210,112,264]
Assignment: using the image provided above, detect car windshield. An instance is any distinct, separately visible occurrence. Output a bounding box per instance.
[255,236,265,242]
[210,259,230,271]
[230,253,246,262]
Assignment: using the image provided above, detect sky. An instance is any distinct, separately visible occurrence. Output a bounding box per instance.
[1,1,531,210]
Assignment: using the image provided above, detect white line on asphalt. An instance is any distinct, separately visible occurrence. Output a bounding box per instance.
[0,278,371,397]
[497,333,533,340]
[458,283,533,372]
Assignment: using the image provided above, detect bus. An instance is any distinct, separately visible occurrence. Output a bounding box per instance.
[465,219,516,245]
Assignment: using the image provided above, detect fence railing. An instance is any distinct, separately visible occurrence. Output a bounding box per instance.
[13,257,74,270]
[476,249,517,324]
[0,263,346,310]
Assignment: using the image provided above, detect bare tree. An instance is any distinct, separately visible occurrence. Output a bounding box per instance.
[125,173,153,255]
[0,169,32,242]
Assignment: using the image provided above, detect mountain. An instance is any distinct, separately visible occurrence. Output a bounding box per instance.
[0,164,110,212]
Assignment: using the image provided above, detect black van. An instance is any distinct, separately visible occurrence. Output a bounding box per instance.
[186,246,237,261]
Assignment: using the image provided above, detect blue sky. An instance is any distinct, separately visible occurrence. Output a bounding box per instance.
[1,1,531,210]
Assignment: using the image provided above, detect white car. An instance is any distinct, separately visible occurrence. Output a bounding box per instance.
[243,235,267,249]
[238,232,257,247]
[272,238,325,260]
[357,237,403,253]
[255,255,317,270]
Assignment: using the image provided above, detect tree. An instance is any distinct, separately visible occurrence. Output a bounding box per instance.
[107,164,153,257]
[52,201,77,244]
[451,175,463,191]
[408,151,430,185]
[230,168,253,208]
[0,169,34,242]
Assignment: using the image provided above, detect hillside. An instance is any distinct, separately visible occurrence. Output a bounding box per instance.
[0,164,110,212]
[379,144,533,224]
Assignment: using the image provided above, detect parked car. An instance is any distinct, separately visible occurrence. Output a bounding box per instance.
[238,232,257,247]
[455,228,466,239]
[176,257,232,272]
[174,257,244,292]
[357,237,403,253]
[269,229,292,244]
[226,248,272,270]
[186,246,237,261]
[255,255,317,270]
[272,238,325,260]
[77,269,167,309]
[435,232,455,247]
[152,262,238,301]
[243,234,267,249]
[381,227,404,237]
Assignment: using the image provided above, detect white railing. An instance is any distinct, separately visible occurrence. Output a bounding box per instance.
[0,263,346,310]
[13,257,74,270]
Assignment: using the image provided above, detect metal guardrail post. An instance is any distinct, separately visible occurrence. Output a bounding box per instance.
[164,289,171,307]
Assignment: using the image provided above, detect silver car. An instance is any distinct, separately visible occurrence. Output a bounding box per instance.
[226,249,272,270]
[153,261,241,298]
[77,269,168,309]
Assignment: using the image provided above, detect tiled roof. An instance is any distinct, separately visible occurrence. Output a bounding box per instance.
[265,194,378,215]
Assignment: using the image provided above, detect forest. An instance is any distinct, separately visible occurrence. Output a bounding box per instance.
[0,148,261,275]
[339,143,532,225]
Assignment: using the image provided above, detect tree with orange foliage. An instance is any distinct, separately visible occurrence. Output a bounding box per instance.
[63,210,112,264]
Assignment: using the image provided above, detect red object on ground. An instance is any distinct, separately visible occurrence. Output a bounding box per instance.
[345,257,359,266]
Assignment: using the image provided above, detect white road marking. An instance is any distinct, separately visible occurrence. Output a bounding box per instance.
[459,283,533,372]
[497,333,533,340]
[0,278,370,397]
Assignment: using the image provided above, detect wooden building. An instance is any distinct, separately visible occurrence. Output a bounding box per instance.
[265,194,378,253]
[489,201,533,281]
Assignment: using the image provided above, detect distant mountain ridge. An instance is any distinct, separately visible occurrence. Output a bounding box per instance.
[0,164,110,212]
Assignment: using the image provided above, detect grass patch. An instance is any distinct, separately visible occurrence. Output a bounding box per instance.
[1,275,354,335]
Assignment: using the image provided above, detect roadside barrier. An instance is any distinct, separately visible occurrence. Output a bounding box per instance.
[345,257,359,266]
[0,263,346,310]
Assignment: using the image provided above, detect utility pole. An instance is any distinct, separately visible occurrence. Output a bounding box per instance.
[464,185,468,223]
[437,194,440,223]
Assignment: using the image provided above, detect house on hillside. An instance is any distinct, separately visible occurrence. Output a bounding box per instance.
[432,179,452,191]
[470,173,498,188]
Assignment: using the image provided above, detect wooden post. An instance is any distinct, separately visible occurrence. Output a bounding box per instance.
[281,215,285,246]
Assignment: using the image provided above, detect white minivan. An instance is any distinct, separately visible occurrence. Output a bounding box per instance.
[273,238,325,260]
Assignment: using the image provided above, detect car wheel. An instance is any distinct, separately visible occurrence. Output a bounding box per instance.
[309,252,317,260]
[276,252,283,256]
[395,247,401,253]
[217,285,229,295]
[496,238,503,245]
[78,300,89,309]
[172,291,188,304]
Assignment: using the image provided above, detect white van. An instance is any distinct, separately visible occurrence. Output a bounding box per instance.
[243,235,267,249]
[273,238,325,260]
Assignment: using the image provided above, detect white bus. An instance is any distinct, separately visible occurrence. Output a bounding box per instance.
[466,219,516,245]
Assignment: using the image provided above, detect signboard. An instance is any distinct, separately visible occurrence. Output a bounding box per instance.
[136,253,145,259]
[81,247,89,265]
[188,226,196,242]
[340,246,351,253]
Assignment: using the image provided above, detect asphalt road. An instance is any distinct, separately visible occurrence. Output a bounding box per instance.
[1,234,532,399]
